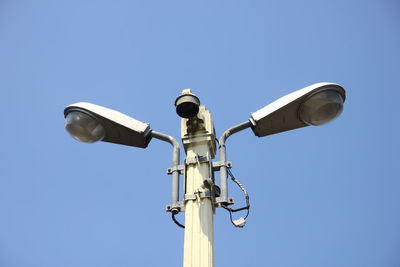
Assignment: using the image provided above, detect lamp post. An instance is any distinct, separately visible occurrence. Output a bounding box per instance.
[64,83,346,267]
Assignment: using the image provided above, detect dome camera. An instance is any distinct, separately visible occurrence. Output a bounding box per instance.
[175,90,200,118]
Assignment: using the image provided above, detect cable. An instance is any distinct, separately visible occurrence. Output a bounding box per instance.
[215,138,220,147]
[170,168,250,229]
[171,210,185,229]
[227,168,250,218]
[221,205,237,227]
[222,168,250,227]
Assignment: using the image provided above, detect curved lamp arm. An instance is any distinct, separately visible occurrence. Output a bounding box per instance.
[218,120,252,204]
[151,131,181,211]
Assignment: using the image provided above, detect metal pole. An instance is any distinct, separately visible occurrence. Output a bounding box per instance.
[183,143,214,267]
[151,130,181,210]
[218,120,252,204]
[181,105,216,267]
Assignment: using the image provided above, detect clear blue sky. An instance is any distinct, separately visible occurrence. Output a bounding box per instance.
[1,0,399,266]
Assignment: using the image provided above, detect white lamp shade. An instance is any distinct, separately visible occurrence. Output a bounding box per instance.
[250,83,346,137]
[64,102,152,148]
[299,90,344,126]
[65,111,105,143]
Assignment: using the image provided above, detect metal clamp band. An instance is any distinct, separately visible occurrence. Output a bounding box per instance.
[185,155,211,165]
[184,191,212,202]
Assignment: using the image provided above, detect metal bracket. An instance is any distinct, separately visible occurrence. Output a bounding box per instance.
[167,197,235,212]
[166,165,185,175]
[215,197,235,207]
[166,201,185,212]
[166,161,232,175]
[211,161,232,172]
[165,155,234,213]
[184,190,212,202]
[185,155,210,165]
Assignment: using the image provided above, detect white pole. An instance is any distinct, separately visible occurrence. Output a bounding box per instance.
[179,94,216,267]
[183,143,214,267]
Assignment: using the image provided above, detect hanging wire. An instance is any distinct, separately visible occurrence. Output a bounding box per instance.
[170,167,250,228]
[222,168,250,227]
[172,210,185,229]
[215,138,220,147]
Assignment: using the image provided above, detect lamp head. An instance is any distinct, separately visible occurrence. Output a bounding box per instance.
[64,102,152,148]
[250,83,346,137]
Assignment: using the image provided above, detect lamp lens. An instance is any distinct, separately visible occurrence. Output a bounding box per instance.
[300,90,344,126]
[65,111,105,143]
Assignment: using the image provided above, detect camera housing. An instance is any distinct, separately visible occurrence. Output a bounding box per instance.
[175,90,200,118]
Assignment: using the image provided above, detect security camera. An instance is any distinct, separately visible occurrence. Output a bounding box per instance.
[175,89,200,118]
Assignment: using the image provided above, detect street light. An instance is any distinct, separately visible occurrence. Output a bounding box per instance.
[250,82,345,137]
[64,102,152,147]
[217,82,346,208]
[64,83,346,267]
[64,102,182,215]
